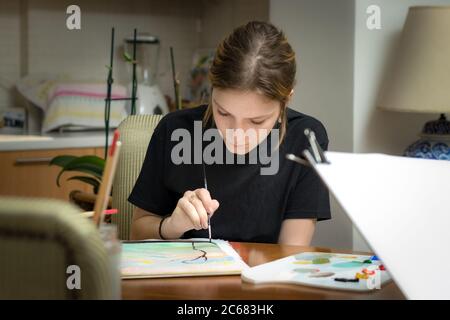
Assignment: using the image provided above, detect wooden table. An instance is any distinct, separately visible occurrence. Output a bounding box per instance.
[121,242,405,300]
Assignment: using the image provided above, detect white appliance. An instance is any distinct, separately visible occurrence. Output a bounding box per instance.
[124,34,168,115]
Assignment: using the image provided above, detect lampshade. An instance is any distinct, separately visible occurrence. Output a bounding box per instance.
[377,6,450,113]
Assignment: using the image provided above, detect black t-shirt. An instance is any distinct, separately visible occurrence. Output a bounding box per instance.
[128,105,331,243]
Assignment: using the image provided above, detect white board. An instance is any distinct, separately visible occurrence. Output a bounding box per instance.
[310,152,450,299]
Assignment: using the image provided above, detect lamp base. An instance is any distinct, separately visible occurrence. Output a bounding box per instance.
[404,114,450,160]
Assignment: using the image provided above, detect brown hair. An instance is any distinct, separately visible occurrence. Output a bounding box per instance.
[204,21,296,143]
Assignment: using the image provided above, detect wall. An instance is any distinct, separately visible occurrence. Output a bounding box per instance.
[270,0,355,250]
[26,0,202,104]
[0,1,22,111]
[0,0,269,114]
[200,0,269,48]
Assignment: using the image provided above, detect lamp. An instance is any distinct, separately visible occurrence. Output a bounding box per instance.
[377,6,450,160]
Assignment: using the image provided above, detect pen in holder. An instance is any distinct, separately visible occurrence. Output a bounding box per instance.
[286,128,330,166]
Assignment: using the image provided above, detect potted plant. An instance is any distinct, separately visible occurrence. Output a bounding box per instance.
[50,155,106,211]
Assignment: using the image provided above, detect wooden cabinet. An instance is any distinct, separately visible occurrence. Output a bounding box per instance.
[0,147,105,201]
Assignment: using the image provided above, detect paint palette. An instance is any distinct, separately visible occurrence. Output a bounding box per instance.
[241,252,391,291]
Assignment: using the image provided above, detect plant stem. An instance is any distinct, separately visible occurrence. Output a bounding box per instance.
[104,27,115,159]
[170,46,181,110]
[130,28,138,115]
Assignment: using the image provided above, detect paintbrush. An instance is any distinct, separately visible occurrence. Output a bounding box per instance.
[202,163,211,243]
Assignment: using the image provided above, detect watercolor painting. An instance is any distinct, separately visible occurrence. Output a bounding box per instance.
[121,240,247,279]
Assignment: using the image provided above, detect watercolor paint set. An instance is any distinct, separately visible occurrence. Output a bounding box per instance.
[242,252,391,291]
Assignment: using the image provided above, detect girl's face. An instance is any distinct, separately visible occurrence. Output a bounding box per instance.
[211,88,281,155]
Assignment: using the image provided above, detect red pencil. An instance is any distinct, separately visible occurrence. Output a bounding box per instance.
[92,130,122,226]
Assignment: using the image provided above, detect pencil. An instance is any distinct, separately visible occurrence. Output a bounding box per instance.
[82,209,118,218]
[92,130,122,227]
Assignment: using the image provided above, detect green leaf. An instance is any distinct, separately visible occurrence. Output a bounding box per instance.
[197,56,209,67]
[55,156,105,187]
[56,167,102,187]
[66,155,106,170]
[49,155,77,168]
[123,52,133,62]
[66,176,101,191]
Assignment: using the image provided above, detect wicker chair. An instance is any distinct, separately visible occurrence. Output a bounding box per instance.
[111,115,163,240]
[0,197,115,299]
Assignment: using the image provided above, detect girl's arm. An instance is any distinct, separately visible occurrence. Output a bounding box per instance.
[130,188,220,240]
[278,219,316,246]
[130,207,185,240]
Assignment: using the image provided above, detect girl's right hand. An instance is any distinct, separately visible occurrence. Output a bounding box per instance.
[165,188,220,236]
